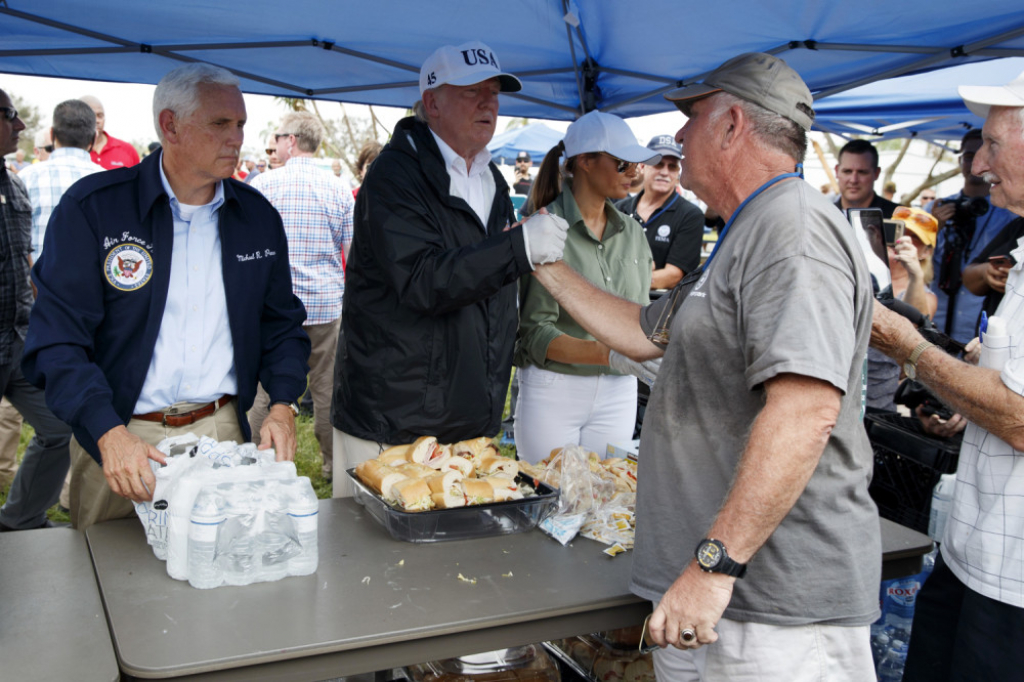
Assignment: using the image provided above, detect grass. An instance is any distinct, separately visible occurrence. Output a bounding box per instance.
[0,375,520,523]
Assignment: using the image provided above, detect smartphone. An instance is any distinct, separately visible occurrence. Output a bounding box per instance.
[848,208,887,267]
[883,219,905,247]
[989,254,1017,269]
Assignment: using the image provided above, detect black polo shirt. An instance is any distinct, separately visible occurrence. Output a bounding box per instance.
[616,190,704,275]
[833,193,900,219]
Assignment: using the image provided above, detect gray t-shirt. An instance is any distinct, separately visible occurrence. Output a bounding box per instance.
[633,179,881,626]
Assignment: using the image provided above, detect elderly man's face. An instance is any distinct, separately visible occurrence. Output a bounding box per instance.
[836,151,881,206]
[643,156,682,196]
[974,106,1024,215]
[426,78,500,158]
[675,96,719,195]
[168,83,245,182]
[0,91,26,157]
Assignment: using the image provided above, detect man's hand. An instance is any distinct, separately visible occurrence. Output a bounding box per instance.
[259,403,297,461]
[870,302,923,362]
[648,563,734,649]
[929,200,955,225]
[915,405,968,439]
[98,426,167,503]
[522,212,569,267]
[985,262,1010,293]
[608,349,662,386]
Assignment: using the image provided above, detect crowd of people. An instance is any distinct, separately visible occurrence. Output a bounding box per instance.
[1,41,1024,681]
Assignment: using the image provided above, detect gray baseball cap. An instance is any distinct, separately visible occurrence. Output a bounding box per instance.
[665,53,814,131]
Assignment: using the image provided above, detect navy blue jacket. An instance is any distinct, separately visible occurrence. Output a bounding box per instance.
[22,153,310,463]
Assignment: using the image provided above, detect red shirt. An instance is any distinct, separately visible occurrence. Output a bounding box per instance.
[90,132,140,170]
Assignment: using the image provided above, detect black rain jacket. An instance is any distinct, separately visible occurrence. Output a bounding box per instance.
[331,117,532,445]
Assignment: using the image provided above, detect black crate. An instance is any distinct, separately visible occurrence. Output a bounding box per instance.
[869,443,946,534]
[865,412,961,472]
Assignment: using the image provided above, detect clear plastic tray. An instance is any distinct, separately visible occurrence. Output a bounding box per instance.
[347,469,560,543]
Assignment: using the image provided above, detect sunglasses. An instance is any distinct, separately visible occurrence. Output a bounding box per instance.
[0,106,19,121]
[274,132,293,140]
[265,148,276,156]
[43,145,54,153]
[602,153,638,174]
[893,206,937,234]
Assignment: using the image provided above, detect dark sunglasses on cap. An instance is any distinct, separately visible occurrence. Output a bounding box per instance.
[0,107,19,121]
[601,152,638,174]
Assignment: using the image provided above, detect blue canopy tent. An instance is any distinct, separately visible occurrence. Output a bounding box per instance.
[1,1,1023,122]
[813,57,1024,141]
[487,123,563,166]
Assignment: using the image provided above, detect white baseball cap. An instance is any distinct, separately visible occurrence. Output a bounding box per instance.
[419,41,522,96]
[959,69,1024,119]
[563,110,661,163]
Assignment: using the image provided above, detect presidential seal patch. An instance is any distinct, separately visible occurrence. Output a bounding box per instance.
[105,244,153,291]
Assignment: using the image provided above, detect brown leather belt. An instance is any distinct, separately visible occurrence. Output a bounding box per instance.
[133,395,234,427]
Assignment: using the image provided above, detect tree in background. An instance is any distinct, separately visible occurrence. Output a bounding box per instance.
[271,98,391,177]
[8,94,42,160]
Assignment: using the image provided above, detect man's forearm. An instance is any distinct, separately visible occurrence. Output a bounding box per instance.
[962,262,991,296]
[651,264,684,290]
[913,346,1024,449]
[532,262,661,361]
[708,374,840,563]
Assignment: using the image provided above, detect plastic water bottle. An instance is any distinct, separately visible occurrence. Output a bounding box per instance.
[928,473,956,542]
[877,639,908,681]
[286,478,319,576]
[219,483,258,586]
[980,315,1011,371]
[188,489,226,589]
[870,630,890,670]
[258,485,293,581]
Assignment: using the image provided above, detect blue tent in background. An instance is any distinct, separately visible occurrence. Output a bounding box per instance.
[487,124,563,165]
[1,1,1022,122]
[813,58,1024,141]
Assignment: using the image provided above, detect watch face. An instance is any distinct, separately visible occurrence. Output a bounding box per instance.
[697,541,722,569]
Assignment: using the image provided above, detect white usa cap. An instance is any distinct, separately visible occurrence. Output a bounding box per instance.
[563,111,661,164]
[420,41,522,96]
[959,69,1024,119]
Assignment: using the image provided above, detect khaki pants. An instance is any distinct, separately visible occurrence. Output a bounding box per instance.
[331,428,393,498]
[69,399,244,532]
[249,319,337,473]
[0,397,22,488]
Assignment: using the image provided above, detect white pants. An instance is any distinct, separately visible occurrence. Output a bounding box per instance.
[514,367,636,465]
[652,616,874,682]
[331,429,394,498]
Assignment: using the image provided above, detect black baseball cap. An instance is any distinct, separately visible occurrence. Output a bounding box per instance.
[516,151,531,162]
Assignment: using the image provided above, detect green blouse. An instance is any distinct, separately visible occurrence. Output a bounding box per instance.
[514,185,653,375]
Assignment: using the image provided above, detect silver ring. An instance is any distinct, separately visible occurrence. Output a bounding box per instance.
[681,628,696,643]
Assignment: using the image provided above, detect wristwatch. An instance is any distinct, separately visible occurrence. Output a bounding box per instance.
[694,538,747,578]
[903,341,936,380]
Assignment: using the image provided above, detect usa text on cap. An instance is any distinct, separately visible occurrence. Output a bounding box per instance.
[420,41,522,96]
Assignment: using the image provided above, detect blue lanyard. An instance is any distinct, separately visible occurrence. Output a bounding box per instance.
[704,172,801,268]
[640,193,679,226]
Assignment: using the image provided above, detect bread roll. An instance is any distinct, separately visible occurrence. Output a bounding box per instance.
[477,453,518,479]
[461,478,495,505]
[484,475,523,501]
[392,477,433,512]
[379,444,412,466]
[441,454,475,477]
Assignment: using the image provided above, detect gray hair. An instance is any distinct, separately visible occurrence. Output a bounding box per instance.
[52,99,97,150]
[711,92,808,164]
[279,110,325,153]
[412,99,429,123]
[152,63,241,142]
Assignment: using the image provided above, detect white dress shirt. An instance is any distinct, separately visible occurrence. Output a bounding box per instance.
[134,156,237,413]
[429,130,496,230]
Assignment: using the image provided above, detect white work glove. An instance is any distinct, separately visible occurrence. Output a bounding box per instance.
[522,212,570,269]
[609,349,662,387]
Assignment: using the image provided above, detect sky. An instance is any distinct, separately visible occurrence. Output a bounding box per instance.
[4,73,961,200]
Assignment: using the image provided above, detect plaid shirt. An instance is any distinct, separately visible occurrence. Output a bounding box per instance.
[250,157,354,324]
[945,236,1024,607]
[16,147,103,259]
[0,167,34,364]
